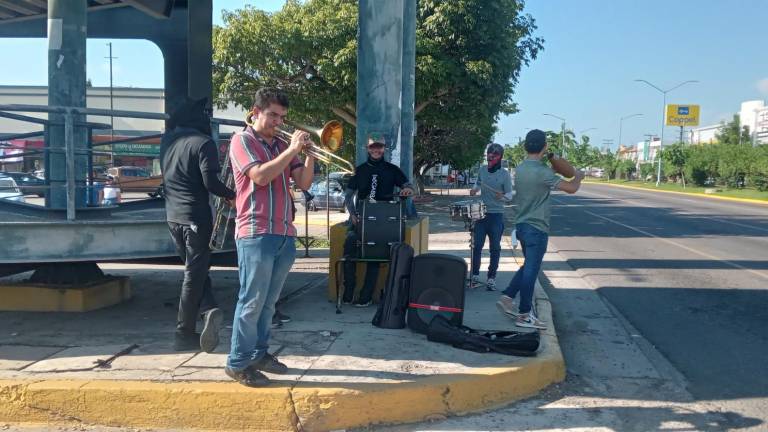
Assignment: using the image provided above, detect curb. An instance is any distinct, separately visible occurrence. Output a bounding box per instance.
[584,181,768,205]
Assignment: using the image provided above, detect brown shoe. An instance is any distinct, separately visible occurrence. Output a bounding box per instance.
[225,366,270,387]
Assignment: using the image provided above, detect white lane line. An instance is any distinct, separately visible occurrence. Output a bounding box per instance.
[578,189,768,236]
[554,197,768,281]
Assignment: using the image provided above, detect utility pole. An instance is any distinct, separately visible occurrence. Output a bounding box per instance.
[634,79,698,186]
[105,42,117,167]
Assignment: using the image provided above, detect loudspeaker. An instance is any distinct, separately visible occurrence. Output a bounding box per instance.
[357,200,405,259]
[407,253,467,334]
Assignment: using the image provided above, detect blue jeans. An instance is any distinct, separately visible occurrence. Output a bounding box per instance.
[503,223,548,314]
[471,212,504,279]
[227,234,296,371]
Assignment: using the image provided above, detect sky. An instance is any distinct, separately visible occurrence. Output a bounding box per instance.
[0,0,766,150]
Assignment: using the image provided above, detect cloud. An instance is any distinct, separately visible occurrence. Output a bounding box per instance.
[758,78,768,96]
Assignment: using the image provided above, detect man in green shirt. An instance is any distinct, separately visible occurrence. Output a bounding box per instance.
[496,129,583,329]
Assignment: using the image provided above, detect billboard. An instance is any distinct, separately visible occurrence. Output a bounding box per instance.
[666,104,700,127]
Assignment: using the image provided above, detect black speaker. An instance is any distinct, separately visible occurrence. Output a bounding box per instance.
[407,253,467,334]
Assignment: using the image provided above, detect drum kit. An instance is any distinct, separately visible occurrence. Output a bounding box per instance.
[449,199,487,288]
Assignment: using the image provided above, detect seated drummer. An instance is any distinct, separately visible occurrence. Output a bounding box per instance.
[469,143,513,290]
[342,136,414,307]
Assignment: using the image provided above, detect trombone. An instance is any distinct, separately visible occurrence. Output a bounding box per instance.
[245,112,355,174]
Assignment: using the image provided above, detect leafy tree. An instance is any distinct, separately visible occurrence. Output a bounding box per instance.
[595,150,619,180]
[212,0,543,187]
[660,143,689,187]
[503,141,526,167]
[715,114,751,146]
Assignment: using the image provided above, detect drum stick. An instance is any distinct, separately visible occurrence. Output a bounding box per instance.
[479,183,512,201]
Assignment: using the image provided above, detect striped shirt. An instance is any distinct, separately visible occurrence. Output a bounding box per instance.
[229,127,303,239]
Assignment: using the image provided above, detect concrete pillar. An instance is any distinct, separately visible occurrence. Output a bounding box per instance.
[356,0,415,178]
[47,0,88,209]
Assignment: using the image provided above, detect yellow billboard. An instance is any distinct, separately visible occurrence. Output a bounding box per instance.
[666,104,700,126]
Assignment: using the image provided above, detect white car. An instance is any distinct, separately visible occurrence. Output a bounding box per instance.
[0,175,26,203]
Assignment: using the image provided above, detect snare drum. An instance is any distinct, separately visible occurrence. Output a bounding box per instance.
[449,200,486,222]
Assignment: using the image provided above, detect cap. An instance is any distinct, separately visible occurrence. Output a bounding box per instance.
[367,132,386,147]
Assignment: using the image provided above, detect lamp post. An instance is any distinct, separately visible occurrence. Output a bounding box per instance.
[618,113,642,151]
[634,79,698,186]
[579,127,597,135]
[543,113,566,156]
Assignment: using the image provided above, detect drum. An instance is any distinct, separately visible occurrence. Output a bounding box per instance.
[449,200,486,222]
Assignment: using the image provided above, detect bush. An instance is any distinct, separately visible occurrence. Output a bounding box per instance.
[750,175,768,192]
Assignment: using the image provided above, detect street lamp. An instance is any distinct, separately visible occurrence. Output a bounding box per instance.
[543,113,566,156]
[618,113,642,150]
[579,127,597,135]
[634,79,698,186]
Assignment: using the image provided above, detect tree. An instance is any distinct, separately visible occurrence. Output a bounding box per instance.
[715,114,752,146]
[503,141,526,167]
[660,143,689,187]
[212,0,543,186]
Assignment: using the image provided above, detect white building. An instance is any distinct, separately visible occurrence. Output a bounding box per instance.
[740,100,768,145]
[636,137,661,163]
[689,124,721,144]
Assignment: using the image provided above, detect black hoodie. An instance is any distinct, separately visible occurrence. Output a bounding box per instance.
[160,98,235,226]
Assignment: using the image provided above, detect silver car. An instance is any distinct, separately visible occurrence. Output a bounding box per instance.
[0,176,26,203]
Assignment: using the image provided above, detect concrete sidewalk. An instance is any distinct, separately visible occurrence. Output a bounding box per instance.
[0,195,564,431]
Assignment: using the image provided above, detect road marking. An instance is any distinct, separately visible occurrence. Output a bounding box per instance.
[579,189,768,236]
[554,197,768,281]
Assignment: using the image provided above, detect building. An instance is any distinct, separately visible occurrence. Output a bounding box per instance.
[636,137,661,163]
[0,85,247,173]
[617,144,638,162]
[689,100,768,146]
[740,100,768,145]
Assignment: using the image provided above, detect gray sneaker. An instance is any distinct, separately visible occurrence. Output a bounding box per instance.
[516,312,547,330]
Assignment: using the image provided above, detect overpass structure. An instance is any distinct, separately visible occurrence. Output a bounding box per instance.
[0,0,415,298]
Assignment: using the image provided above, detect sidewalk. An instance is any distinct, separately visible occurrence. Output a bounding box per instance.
[0,194,564,431]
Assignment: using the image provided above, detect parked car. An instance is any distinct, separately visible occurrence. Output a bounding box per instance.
[0,172,46,197]
[107,166,163,196]
[328,171,353,189]
[0,175,26,203]
[304,179,346,212]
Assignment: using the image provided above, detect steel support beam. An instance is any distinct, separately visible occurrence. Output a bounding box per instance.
[356,0,415,181]
[47,0,88,210]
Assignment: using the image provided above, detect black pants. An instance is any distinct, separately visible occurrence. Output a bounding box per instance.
[342,225,380,303]
[169,221,217,333]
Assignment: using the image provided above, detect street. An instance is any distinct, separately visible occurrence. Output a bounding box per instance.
[549,183,768,425]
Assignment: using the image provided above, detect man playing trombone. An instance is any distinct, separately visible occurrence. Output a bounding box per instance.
[225,88,315,387]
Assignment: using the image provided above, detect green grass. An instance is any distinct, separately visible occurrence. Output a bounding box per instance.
[586,179,768,202]
[295,237,331,249]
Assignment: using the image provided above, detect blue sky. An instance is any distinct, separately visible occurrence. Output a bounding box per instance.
[0,0,766,149]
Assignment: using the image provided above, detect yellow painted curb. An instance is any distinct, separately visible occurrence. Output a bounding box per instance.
[0,277,131,312]
[584,181,768,205]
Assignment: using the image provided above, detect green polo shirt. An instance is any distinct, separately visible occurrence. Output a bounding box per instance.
[513,158,562,234]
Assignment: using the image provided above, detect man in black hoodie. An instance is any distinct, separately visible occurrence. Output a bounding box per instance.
[160,97,235,352]
[341,137,414,306]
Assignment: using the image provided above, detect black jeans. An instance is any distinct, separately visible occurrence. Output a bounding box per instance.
[168,221,217,333]
[342,224,380,303]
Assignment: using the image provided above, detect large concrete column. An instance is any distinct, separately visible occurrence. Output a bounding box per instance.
[47,0,87,209]
[356,0,415,178]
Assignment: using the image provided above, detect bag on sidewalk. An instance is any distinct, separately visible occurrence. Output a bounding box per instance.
[372,242,414,329]
[426,315,540,356]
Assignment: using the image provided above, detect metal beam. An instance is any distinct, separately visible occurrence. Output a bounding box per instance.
[122,0,173,19]
[0,7,19,19]
[0,0,40,15]
[20,0,47,8]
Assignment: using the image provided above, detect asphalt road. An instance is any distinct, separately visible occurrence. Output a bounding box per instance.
[548,183,768,421]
